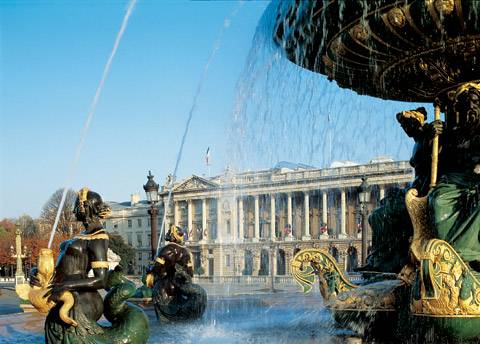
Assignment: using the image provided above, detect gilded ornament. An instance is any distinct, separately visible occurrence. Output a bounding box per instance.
[434,0,455,15]
[350,24,369,41]
[387,8,406,28]
[330,38,346,56]
[412,239,480,316]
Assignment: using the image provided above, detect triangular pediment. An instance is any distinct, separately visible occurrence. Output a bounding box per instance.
[173,175,218,192]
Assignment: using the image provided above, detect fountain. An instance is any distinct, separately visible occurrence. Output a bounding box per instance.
[146,224,207,321]
[273,0,480,342]
[8,1,480,343]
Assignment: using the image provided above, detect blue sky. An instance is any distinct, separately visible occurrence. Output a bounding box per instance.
[1,0,271,218]
[1,0,428,219]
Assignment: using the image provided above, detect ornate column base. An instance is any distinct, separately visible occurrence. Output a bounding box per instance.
[302,235,311,241]
[285,235,294,242]
[15,273,25,285]
[338,233,347,239]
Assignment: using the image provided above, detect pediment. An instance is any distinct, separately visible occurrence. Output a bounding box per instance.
[173,175,218,192]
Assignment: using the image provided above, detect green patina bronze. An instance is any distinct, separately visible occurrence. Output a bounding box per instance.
[275,0,480,342]
[45,268,149,344]
[147,225,207,322]
[39,189,149,344]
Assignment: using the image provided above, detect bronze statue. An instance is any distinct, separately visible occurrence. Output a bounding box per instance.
[429,84,480,269]
[146,225,207,321]
[361,108,443,274]
[29,188,149,344]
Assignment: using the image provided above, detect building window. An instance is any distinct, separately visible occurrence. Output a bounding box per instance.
[127,232,133,246]
[138,252,142,261]
[128,219,132,228]
[147,234,151,244]
[137,219,142,227]
[137,233,143,247]
[226,220,231,235]
[225,254,231,267]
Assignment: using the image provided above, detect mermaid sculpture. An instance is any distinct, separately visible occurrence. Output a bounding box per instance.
[146,224,207,321]
[28,188,149,344]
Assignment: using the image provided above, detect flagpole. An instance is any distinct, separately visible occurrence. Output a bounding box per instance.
[205,147,211,178]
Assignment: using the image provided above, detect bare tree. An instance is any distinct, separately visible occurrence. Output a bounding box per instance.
[17,214,37,236]
[39,189,83,236]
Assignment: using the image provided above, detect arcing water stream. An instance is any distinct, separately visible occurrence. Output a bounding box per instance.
[48,0,138,248]
[156,1,245,255]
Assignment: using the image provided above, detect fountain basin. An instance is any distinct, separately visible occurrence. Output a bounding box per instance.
[273,0,480,102]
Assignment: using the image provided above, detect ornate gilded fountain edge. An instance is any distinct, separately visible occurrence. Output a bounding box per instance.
[411,238,480,317]
[403,187,480,317]
[291,248,357,298]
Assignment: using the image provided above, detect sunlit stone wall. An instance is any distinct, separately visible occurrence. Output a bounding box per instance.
[105,160,412,276]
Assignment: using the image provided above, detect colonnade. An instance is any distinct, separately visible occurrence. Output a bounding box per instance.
[165,185,386,243]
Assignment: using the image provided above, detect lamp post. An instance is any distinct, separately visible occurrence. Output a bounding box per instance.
[144,171,160,260]
[358,177,371,266]
[10,228,26,285]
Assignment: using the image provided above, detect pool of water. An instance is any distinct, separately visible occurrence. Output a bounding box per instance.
[0,289,354,344]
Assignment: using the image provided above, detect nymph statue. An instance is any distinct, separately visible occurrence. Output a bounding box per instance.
[429,83,480,269]
[146,224,207,321]
[30,188,149,344]
[363,107,443,273]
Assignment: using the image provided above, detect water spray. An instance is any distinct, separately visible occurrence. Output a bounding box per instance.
[47,0,137,248]
[156,1,245,256]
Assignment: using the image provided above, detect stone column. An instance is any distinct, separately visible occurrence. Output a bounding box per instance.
[379,185,385,201]
[218,246,225,276]
[238,197,244,242]
[285,193,293,241]
[217,198,223,243]
[321,191,329,238]
[253,249,261,276]
[232,197,238,243]
[254,195,260,242]
[201,198,208,243]
[187,200,193,241]
[163,198,171,233]
[272,248,277,276]
[302,192,311,240]
[174,201,180,226]
[270,194,276,240]
[339,190,347,239]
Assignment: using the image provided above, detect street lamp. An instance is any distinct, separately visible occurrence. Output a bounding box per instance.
[143,171,160,260]
[358,177,371,265]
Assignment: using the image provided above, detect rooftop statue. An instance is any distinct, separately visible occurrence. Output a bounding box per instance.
[146,225,207,321]
[23,188,149,344]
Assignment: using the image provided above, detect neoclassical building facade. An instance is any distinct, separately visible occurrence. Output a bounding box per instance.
[104,160,413,276]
